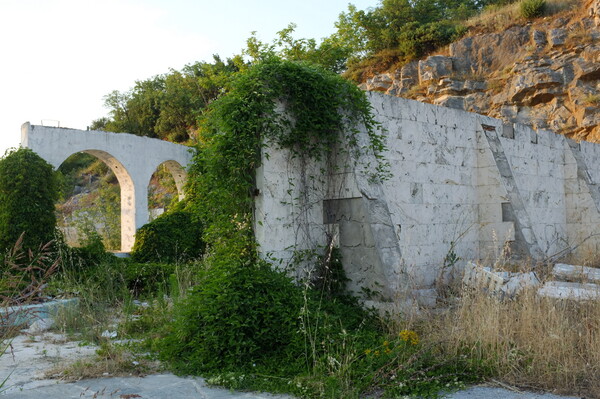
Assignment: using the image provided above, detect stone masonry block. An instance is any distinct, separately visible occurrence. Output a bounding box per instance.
[479,222,515,242]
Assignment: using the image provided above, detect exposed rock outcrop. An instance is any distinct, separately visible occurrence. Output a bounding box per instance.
[363,2,600,141]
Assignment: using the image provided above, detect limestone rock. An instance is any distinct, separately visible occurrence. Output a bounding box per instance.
[434,95,465,110]
[549,28,566,47]
[386,61,419,95]
[361,7,600,142]
[589,0,600,27]
[532,29,547,48]
[418,55,453,83]
[576,106,600,128]
[366,73,393,92]
[507,65,563,103]
[449,26,530,73]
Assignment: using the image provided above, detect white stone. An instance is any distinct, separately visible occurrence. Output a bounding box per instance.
[538,281,600,300]
[552,263,600,283]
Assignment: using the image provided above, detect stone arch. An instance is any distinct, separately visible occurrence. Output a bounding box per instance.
[56,149,137,252]
[155,160,188,201]
[21,123,193,252]
[146,160,188,220]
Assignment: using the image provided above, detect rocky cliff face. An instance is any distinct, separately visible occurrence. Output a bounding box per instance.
[362,1,600,141]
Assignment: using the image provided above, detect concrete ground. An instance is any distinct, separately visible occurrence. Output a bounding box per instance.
[0,332,582,399]
[0,375,584,399]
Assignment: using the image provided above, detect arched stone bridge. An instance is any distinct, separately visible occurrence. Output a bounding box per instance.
[21,122,193,252]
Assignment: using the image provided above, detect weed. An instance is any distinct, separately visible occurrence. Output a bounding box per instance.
[488,78,507,94]
[426,283,600,397]
[520,0,547,19]
[45,341,161,381]
[0,236,59,392]
[585,94,600,106]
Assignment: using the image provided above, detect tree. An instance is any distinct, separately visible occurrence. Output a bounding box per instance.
[0,148,58,253]
[98,55,243,143]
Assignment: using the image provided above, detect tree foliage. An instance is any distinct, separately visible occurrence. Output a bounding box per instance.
[156,58,388,376]
[185,57,385,257]
[95,55,244,142]
[94,0,523,143]
[333,0,516,80]
[0,148,58,253]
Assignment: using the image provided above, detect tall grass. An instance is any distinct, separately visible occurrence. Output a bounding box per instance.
[466,0,581,33]
[1,235,60,391]
[426,285,600,396]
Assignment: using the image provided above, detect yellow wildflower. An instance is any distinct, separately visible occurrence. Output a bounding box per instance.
[399,329,419,345]
[365,349,372,355]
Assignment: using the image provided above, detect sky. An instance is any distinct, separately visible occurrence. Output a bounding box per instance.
[0,0,378,156]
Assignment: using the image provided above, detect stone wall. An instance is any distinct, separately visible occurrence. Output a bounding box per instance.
[254,92,600,306]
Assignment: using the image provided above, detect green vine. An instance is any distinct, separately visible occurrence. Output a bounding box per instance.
[160,58,481,397]
[186,57,387,259]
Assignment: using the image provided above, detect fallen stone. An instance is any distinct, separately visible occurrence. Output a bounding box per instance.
[462,262,505,295]
[25,318,54,334]
[502,272,540,297]
[462,262,541,298]
[552,263,600,283]
[1,298,79,328]
[538,281,600,300]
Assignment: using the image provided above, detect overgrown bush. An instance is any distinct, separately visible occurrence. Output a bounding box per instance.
[0,148,58,255]
[150,58,481,397]
[158,259,304,374]
[123,261,177,296]
[519,0,546,19]
[130,210,204,263]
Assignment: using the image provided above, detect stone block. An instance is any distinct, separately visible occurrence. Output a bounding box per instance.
[479,203,503,223]
[538,281,600,300]
[552,263,600,283]
[479,221,515,242]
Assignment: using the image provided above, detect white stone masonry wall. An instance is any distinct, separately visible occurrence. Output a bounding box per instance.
[255,92,600,305]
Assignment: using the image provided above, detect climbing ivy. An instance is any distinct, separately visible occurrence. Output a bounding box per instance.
[160,58,389,380]
[158,58,481,397]
[186,57,387,257]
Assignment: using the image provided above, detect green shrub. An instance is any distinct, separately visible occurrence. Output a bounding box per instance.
[0,148,58,255]
[123,261,176,296]
[130,210,204,263]
[158,259,304,374]
[520,0,546,19]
